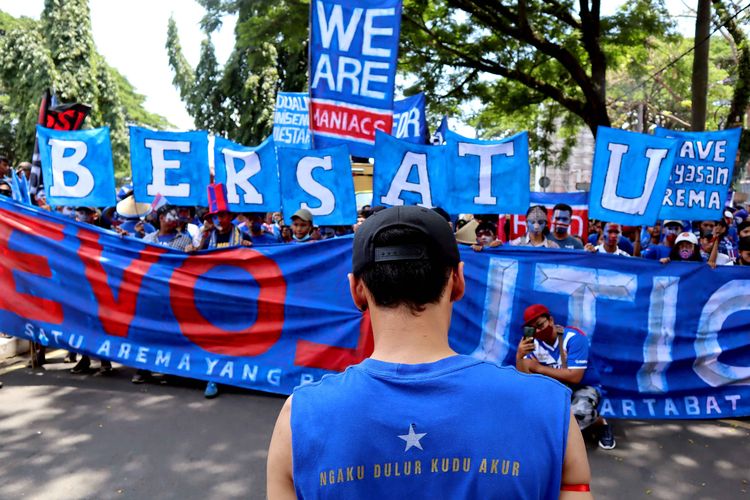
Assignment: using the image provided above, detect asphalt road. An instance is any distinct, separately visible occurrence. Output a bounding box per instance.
[1,352,748,500]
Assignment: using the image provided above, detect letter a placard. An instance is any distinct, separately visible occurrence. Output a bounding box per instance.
[589,126,679,225]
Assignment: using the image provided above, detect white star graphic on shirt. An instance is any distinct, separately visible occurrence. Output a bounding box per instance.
[398,424,427,452]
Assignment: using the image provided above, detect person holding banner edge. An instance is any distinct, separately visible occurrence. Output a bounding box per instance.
[268,205,592,499]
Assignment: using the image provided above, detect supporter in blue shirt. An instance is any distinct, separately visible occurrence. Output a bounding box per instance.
[588,222,633,254]
[642,220,683,260]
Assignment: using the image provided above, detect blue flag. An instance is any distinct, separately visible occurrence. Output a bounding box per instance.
[589,126,679,225]
[444,129,530,215]
[309,0,403,157]
[654,127,741,221]
[129,127,210,206]
[10,169,31,205]
[392,92,428,144]
[213,136,281,213]
[431,116,449,145]
[36,126,117,208]
[278,145,357,225]
[273,92,312,149]
[372,130,445,208]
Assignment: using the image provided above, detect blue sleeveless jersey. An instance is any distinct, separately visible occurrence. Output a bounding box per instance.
[291,355,571,499]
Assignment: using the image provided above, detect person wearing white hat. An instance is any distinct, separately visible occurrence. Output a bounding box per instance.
[115,195,155,239]
[660,231,704,264]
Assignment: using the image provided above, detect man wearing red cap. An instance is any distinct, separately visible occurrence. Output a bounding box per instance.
[516,304,616,450]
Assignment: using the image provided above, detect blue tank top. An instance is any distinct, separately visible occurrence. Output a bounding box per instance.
[291,355,571,499]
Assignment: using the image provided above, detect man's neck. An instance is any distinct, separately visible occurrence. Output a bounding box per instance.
[603,242,617,253]
[552,231,569,241]
[368,303,456,364]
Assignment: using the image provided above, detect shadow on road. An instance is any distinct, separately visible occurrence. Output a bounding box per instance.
[1,353,748,499]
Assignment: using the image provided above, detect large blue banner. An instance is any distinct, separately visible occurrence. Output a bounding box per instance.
[392,93,428,144]
[654,127,741,221]
[3,197,749,419]
[273,92,312,149]
[37,126,117,208]
[213,136,281,213]
[129,127,210,206]
[444,130,530,215]
[278,145,357,225]
[372,130,445,208]
[309,0,403,157]
[589,126,679,226]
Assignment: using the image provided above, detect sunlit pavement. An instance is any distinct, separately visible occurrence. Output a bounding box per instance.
[1,352,748,500]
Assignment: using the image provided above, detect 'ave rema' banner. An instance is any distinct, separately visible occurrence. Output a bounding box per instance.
[2,197,749,419]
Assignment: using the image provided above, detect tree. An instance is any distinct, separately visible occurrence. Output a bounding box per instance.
[0,2,170,176]
[166,0,308,145]
[399,0,674,139]
[691,0,712,131]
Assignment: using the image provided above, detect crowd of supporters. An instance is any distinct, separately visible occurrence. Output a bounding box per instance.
[3,162,749,402]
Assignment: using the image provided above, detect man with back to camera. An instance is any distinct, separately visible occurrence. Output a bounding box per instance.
[267,206,592,499]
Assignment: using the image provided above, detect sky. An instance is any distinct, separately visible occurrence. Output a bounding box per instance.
[0,0,702,133]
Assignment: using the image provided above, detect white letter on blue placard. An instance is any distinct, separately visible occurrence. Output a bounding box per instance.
[471,257,519,363]
[602,144,669,216]
[297,155,335,215]
[145,139,191,197]
[694,280,750,387]
[362,8,395,57]
[48,139,94,198]
[637,276,679,393]
[458,142,514,205]
[316,2,362,50]
[222,148,263,204]
[381,152,432,207]
[534,264,637,339]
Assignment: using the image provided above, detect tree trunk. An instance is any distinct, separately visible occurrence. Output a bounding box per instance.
[691,0,711,131]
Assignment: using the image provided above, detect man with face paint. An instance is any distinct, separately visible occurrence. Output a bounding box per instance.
[143,205,193,250]
[471,221,503,252]
[547,203,583,249]
[517,304,615,450]
[585,223,630,256]
[510,205,559,248]
[290,208,315,243]
[642,220,683,260]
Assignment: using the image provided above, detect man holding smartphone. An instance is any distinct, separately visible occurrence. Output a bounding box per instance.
[516,304,616,450]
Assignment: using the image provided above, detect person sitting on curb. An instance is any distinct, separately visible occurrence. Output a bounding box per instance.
[516,303,616,450]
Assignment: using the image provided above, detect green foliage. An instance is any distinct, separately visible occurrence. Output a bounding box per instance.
[166,0,308,145]
[0,2,169,175]
[402,0,673,132]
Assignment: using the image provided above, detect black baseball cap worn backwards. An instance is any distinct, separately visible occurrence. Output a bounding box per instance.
[352,205,460,276]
